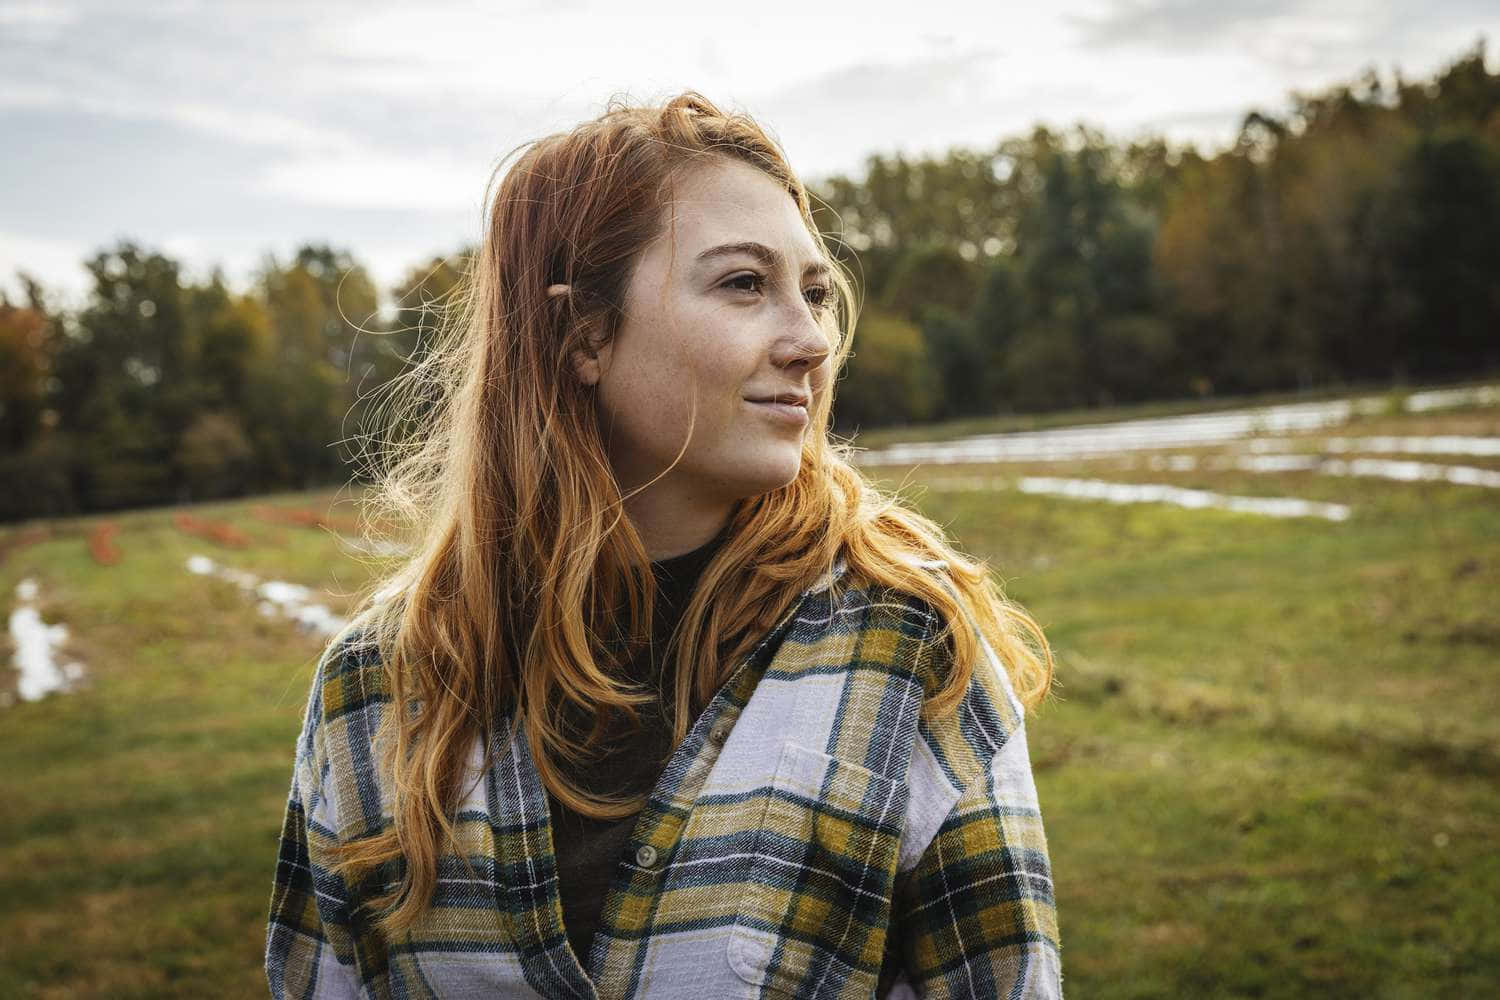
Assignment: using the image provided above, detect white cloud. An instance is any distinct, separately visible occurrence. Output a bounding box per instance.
[0,230,91,305]
[3,0,1497,304]
[0,81,360,152]
[0,1,78,41]
[256,148,494,211]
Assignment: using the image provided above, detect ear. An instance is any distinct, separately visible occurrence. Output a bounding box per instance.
[571,347,602,387]
[570,326,612,387]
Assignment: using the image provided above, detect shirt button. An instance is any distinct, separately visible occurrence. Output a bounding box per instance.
[635,844,659,868]
[709,720,732,744]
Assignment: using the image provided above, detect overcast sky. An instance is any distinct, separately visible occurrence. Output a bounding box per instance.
[3,0,1495,306]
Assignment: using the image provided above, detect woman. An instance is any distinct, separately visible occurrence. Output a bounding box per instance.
[266,91,1062,999]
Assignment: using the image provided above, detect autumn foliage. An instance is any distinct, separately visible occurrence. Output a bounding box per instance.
[88,522,120,565]
[172,513,250,548]
[253,505,360,537]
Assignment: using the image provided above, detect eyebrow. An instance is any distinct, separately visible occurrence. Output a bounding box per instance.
[695,241,832,282]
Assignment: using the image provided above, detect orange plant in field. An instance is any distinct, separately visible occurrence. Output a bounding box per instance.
[255,505,320,527]
[253,505,361,537]
[173,513,250,548]
[88,522,121,565]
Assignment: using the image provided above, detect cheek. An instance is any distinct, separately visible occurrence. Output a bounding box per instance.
[682,364,742,427]
[603,361,723,439]
[677,338,750,404]
[604,307,753,430]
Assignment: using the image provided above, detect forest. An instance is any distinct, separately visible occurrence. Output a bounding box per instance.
[2,40,1497,521]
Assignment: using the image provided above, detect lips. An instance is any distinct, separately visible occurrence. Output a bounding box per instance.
[746,392,809,407]
[747,396,810,427]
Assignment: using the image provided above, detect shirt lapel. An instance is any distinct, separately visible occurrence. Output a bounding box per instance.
[487,554,851,998]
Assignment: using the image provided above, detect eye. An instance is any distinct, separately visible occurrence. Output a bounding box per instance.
[722,272,764,295]
[722,272,833,312]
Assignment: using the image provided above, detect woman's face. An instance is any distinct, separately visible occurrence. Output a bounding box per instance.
[584,156,834,515]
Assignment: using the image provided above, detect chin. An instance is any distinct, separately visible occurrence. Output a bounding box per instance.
[726,455,804,500]
[760,457,806,493]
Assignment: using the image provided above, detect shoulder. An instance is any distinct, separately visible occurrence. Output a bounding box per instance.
[777,566,943,685]
[856,562,1029,794]
[797,560,1025,779]
[311,623,391,731]
[293,624,392,840]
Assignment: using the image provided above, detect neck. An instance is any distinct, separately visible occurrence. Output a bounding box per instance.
[623,485,735,561]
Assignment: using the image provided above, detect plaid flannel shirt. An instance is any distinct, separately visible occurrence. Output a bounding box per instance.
[266,556,1062,998]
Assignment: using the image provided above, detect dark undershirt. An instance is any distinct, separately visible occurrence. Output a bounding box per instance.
[547,527,729,966]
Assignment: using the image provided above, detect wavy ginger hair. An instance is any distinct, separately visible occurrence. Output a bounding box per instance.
[329,91,1053,936]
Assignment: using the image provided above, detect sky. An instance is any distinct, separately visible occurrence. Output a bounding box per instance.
[2,0,1496,307]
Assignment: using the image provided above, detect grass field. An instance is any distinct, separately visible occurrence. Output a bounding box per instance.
[2,391,1497,998]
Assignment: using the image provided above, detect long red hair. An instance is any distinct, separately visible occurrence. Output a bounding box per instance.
[330,90,1053,936]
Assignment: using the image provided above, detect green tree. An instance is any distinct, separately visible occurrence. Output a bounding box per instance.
[175,410,255,499]
[985,127,1170,407]
[878,243,981,323]
[920,306,991,420]
[51,243,205,507]
[260,245,380,372]
[255,245,381,486]
[187,273,275,410]
[812,146,1021,309]
[1156,136,1288,395]
[353,249,474,460]
[832,309,939,431]
[1390,127,1500,376]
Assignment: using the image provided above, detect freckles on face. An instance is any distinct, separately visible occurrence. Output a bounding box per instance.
[594,157,834,500]
[604,250,732,432]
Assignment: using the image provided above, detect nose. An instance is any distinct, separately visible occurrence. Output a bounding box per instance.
[770,301,833,375]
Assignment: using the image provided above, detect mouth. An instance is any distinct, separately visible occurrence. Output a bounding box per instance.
[746,395,811,426]
[745,392,809,408]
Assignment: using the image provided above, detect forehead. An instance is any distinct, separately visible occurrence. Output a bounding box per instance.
[661,157,822,267]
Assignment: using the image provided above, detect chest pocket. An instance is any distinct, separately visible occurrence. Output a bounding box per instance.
[728,740,910,998]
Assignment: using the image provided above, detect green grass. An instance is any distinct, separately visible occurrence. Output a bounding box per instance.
[2,398,1498,998]
[0,494,359,999]
[866,409,1500,997]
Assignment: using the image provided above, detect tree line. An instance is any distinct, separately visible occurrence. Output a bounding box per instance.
[2,40,1497,520]
[821,39,1500,427]
[0,245,471,520]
